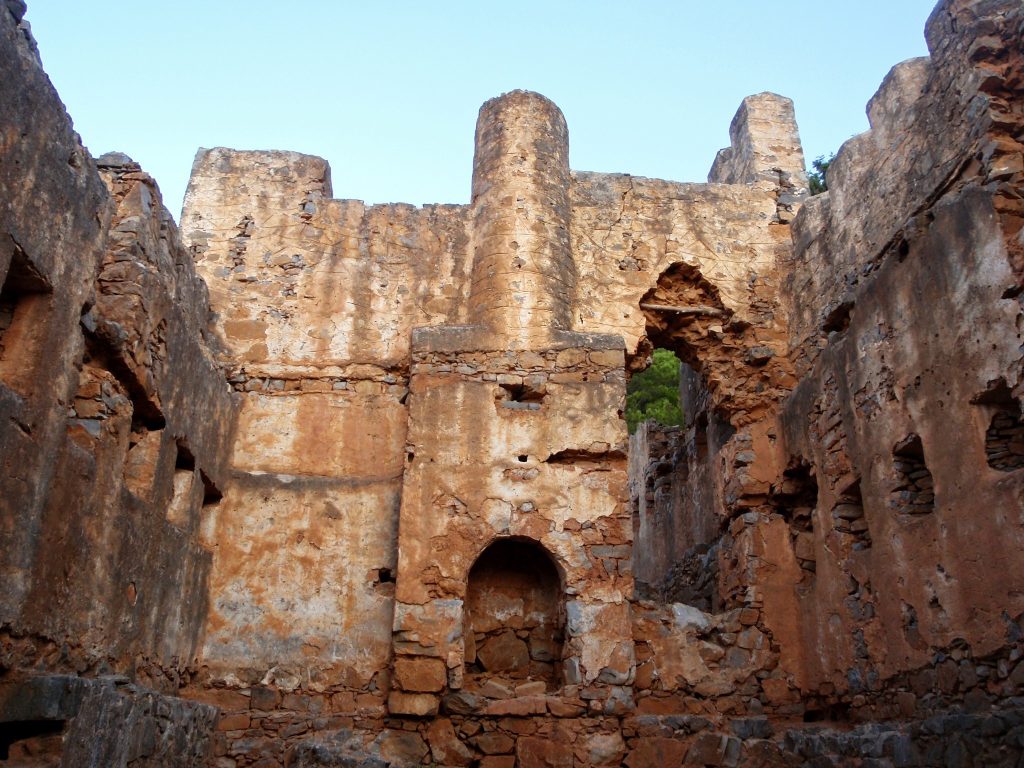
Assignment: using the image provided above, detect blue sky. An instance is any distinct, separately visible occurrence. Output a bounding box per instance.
[28,2,937,220]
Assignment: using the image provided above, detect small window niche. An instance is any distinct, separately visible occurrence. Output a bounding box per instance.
[985,397,1024,473]
[890,434,935,515]
[986,408,1024,471]
[496,378,546,411]
[123,426,164,501]
[832,478,871,550]
[0,246,52,395]
[773,460,819,577]
[165,440,199,528]
[972,379,1024,472]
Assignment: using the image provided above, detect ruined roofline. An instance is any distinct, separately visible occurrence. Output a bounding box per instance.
[183,151,792,217]
[182,88,807,218]
[787,0,1023,367]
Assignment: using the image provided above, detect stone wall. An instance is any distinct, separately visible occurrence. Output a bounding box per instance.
[0,1,235,764]
[773,0,1024,701]
[0,675,218,767]
[172,75,811,761]
[2,0,1024,765]
[180,148,466,687]
[625,0,1024,723]
[629,364,735,608]
[179,0,1024,760]
[178,66,805,723]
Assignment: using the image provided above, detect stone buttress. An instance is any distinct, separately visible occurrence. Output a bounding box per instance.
[389,91,636,716]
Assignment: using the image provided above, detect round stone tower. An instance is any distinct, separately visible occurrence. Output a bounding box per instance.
[467,90,576,340]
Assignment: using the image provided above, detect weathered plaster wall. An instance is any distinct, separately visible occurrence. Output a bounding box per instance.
[180,79,805,706]
[182,149,474,370]
[179,149,474,686]
[176,78,809,762]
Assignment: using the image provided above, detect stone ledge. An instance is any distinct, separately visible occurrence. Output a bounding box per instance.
[411,324,625,354]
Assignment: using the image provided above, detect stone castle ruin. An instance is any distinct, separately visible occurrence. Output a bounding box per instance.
[1,0,1023,765]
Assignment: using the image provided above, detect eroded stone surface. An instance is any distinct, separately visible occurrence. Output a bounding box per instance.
[2,0,1023,765]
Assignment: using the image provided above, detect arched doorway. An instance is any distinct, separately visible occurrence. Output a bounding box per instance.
[463,538,564,692]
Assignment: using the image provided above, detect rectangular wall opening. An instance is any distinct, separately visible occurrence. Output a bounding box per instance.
[166,440,198,528]
[0,247,52,395]
[773,459,818,580]
[890,433,934,515]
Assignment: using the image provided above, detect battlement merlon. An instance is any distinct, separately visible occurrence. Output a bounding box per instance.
[708,92,808,220]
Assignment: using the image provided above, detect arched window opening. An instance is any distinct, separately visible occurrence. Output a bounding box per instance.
[463,539,563,692]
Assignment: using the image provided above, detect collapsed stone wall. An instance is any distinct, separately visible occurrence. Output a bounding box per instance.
[610,2,1024,766]
[775,0,1024,706]
[622,0,1024,740]
[2,0,1023,764]
[178,0,1023,762]
[629,364,735,609]
[629,0,1024,685]
[0,2,236,763]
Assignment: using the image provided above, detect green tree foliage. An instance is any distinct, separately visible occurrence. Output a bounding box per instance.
[625,348,684,433]
[807,153,835,195]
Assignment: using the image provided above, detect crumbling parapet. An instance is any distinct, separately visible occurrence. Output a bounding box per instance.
[774,0,1024,704]
[708,91,808,222]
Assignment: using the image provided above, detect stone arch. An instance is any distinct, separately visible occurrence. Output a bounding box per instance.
[634,261,729,370]
[627,260,768,605]
[462,537,565,692]
[635,260,791,427]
